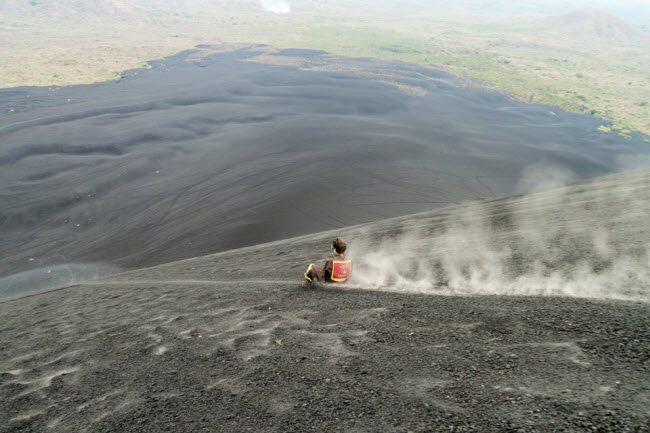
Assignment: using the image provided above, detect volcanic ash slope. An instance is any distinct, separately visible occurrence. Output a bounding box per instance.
[0,168,649,432]
[117,166,650,302]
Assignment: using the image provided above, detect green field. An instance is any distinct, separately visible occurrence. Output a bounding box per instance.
[1,3,649,134]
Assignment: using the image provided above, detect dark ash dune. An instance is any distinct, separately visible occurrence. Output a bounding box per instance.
[1,46,648,293]
[0,168,648,432]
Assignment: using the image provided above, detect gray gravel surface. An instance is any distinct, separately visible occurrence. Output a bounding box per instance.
[1,282,648,432]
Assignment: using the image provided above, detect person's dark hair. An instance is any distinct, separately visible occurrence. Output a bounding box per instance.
[333,237,346,254]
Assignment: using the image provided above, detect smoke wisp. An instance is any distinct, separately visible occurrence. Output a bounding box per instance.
[260,0,291,14]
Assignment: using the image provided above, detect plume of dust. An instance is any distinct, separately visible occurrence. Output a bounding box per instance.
[260,0,291,14]
[346,166,649,303]
[515,163,577,193]
[616,152,650,171]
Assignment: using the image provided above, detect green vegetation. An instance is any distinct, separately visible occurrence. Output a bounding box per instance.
[1,3,649,135]
[265,16,649,135]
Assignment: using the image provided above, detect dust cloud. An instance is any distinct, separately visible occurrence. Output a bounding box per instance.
[348,167,650,302]
[616,152,650,171]
[515,164,577,193]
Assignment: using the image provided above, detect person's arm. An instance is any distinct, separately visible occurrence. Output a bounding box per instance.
[323,257,334,281]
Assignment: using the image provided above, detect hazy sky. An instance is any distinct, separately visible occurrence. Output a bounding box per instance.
[4,0,648,25]
[253,0,650,25]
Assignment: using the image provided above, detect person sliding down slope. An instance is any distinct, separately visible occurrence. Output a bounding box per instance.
[304,237,352,284]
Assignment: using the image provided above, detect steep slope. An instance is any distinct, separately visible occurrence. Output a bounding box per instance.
[0,168,648,432]
[107,167,650,303]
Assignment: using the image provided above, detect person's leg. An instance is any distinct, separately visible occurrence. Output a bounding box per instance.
[304,263,323,282]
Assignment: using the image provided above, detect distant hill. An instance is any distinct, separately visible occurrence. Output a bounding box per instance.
[536,8,640,41]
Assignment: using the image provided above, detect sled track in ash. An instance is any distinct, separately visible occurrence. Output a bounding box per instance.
[0,279,300,304]
[83,279,298,286]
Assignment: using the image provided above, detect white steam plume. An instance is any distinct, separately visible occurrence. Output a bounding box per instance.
[260,0,291,14]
